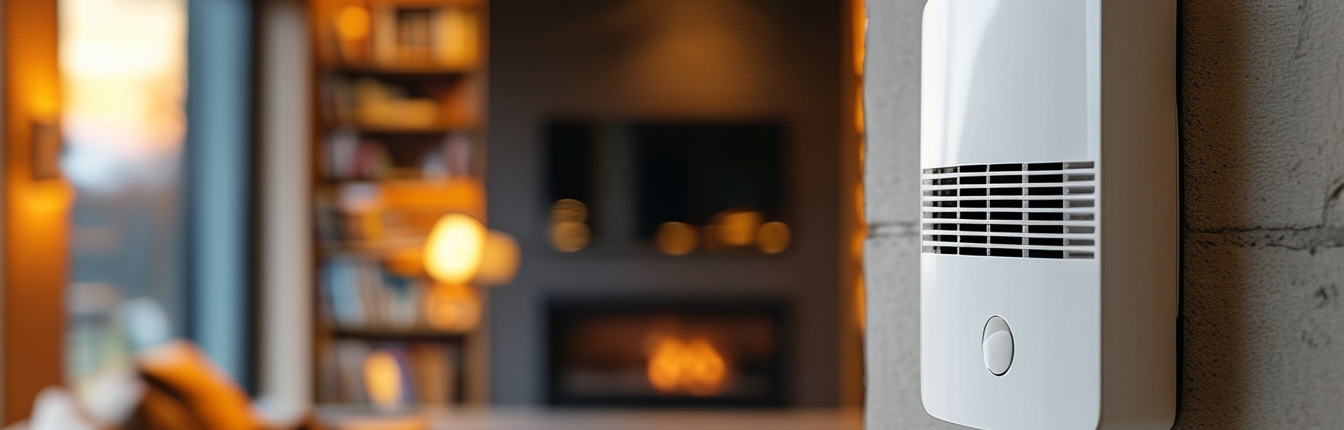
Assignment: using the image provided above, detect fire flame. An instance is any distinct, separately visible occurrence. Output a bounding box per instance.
[646,336,729,396]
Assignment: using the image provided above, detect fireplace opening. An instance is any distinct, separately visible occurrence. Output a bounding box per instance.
[546,300,788,407]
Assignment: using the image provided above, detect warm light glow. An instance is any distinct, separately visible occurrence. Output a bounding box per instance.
[852,230,866,260]
[854,85,866,134]
[852,181,867,259]
[475,230,521,285]
[425,283,482,332]
[615,0,772,109]
[656,222,699,256]
[32,96,60,123]
[756,221,791,254]
[550,221,592,253]
[852,0,867,75]
[424,213,486,284]
[700,224,724,251]
[646,336,729,396]
[855,277,867,331]
[854,181,865,223]
[549,199,592,252]
[715,210,763,247]
[363,350,405,408]
[334,5,371,41]
[550,199,588,223]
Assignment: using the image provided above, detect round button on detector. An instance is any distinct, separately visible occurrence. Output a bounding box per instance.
[982,316,1014,376]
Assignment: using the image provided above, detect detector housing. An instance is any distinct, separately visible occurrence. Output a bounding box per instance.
[919,1,1177,429]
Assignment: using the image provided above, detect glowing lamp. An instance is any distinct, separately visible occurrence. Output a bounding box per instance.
[474,231,520,285]
[423,213,486,284]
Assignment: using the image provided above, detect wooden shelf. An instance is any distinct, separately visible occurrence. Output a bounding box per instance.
[318,176,427,186]
[328,123,477,136]
[311,0,490,406]
[320,238,424,256]
[364,0,483,9]
[317,176,481,187]
[332,63,476,80]
[331,327,470,341]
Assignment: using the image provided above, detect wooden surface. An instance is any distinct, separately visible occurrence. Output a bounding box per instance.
[320,407,863,430]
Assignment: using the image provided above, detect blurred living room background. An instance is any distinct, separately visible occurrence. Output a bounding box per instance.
[0,0,866,428]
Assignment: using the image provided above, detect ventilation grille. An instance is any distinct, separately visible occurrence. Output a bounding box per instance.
[921,161,1098,259]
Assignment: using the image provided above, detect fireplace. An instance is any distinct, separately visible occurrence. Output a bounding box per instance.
[546,299,788,407]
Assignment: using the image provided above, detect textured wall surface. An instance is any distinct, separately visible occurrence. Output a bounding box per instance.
[864,0,1344,429]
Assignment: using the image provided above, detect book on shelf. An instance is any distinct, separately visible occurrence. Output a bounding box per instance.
[314,183,387,243]
[330,340,372,404]
[321,128,478,182]
[406,343,458,405]
[320,339,462,406]
[320,258,433,331]
[325,129,396,181]
[369,3,479,69]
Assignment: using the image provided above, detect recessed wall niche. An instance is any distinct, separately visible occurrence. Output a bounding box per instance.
[545,119,790,256]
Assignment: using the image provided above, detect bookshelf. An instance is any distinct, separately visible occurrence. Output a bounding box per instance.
[308,0,489,408]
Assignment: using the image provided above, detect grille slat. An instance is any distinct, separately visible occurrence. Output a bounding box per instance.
[921,161,1098,260]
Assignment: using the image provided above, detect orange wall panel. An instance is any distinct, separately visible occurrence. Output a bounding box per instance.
[3,0,70,423]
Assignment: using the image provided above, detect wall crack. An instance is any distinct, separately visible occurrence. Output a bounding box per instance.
[1188,225,1344,253]
[1189,177,1344,253]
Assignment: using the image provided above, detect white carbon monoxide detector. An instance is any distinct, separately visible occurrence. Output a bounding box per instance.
[919,1,1178,429]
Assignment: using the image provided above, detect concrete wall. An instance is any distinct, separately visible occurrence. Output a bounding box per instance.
[864,1,1344,428]
[486,0,844,406]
